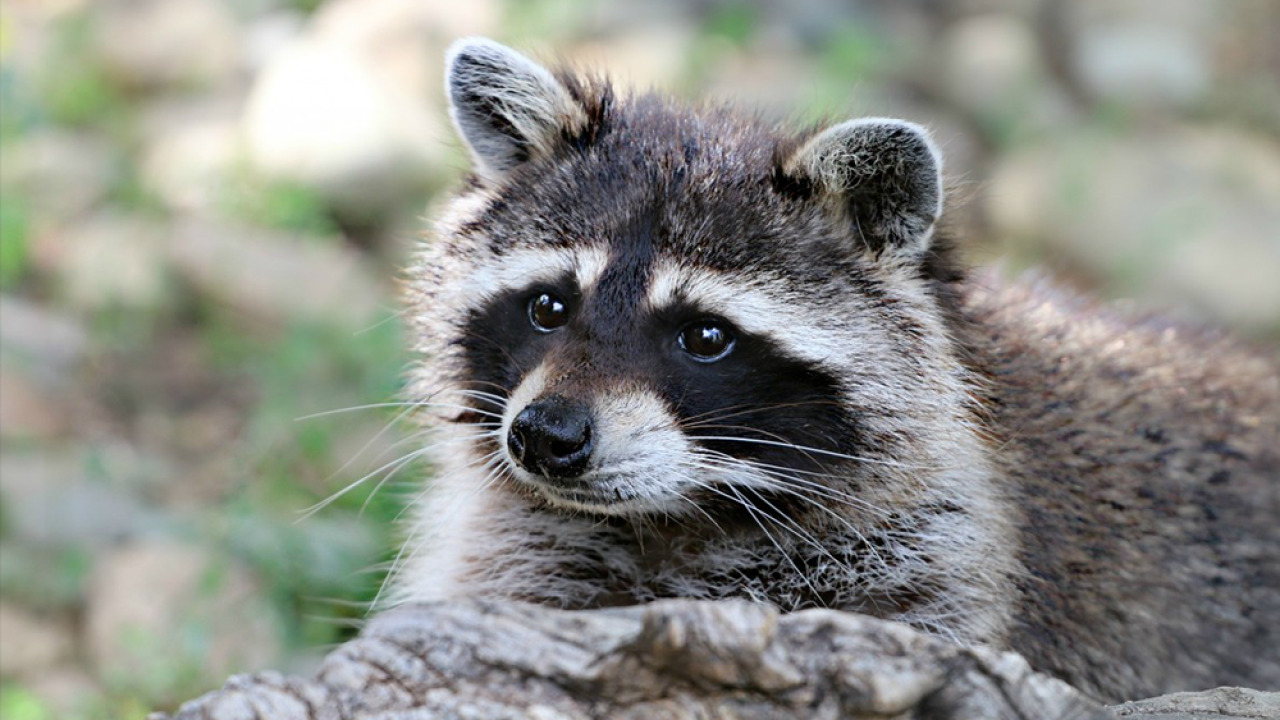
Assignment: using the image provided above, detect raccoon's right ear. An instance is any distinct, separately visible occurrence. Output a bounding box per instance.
[778,118,943,258]
[445,38,587,184]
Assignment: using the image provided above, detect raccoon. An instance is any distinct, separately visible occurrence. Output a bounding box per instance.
[394,38,1280,702]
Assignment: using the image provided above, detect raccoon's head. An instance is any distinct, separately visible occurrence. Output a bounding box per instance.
[409,39,971,519]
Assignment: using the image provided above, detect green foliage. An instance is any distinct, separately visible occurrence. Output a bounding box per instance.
[704,3,758,47]
[199,311,411,646]
[0,195,30,289]
[35,13,130,132]
[203,312,407,434]
[221,506,387,646]
[104,157,166,216]
[802,23,893,119]
[0,544,93,610]
[86,302,167,355]
[285,0,328,14]
[0,686,54,720]
[500,0,593,41]
[99,628,209,706]
[218,166,340,238]
[818,24,886,79]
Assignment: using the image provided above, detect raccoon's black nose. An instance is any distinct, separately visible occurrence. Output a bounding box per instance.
[508,396,594,479]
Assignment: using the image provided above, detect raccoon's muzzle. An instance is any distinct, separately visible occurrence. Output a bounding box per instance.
[508,394,595,479]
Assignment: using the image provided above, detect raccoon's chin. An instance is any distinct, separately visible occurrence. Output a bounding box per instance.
[512,471,677,517]
[540,491,650,516]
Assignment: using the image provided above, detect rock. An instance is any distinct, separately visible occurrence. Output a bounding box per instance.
[948,0,1046,15]
[0,602,75,678]
[700,41,816,113]
[0,129,117,228]
[7,0,88,16]
[0,297,87,440]
[1076,24,1209,108]
[574,27,697,91]
[57,211,171,312]
[136,88,247,143]
[0,365,71,439]
[138,95,244,213]
[0,2,61,79]
[984,125,1280,333]
[241,0,453,218]
[937,14,1074,138]
[241,9,308,75]
[0,295,88,373]
[168,216,385,329]
[0,448,163,546]
[140,121,241,212]
[85,541,284,695]
[90,0,240,91]
[1061,0,1221,109]
[409,0,501,40]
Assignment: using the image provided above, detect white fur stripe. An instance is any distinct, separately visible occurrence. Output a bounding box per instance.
[461,245,610,310]
[645,260,884,371]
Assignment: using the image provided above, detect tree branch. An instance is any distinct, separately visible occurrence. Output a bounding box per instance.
[148,599,1276,720]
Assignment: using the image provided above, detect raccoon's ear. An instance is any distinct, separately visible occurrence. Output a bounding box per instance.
[445,38,587,183]
[780,118,943,256]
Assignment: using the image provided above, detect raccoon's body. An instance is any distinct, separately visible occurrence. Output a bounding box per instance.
[395,39,1280,702]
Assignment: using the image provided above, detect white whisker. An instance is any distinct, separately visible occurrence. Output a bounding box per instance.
[295,400,503,421]
[297,426,495,522]
[689,434,938,470]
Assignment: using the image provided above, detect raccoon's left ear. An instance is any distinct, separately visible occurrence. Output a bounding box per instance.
[780,118,943,257]
[445,38,588,184]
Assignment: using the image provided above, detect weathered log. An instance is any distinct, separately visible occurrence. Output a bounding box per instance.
[149,599,1277,720]
[1110,688,1280,720]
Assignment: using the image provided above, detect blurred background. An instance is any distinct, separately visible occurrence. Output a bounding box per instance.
[0,0,1277,716]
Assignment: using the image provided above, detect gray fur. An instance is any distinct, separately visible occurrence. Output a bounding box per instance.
[397,39,1280,703]
[446,38,586,182]
[782,118,943,255]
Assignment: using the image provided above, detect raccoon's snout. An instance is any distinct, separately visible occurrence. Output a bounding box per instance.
[507,396,594,479]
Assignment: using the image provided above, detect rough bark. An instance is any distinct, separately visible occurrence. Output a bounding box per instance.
[149,599,1277,720]
[1110,688,1280,720]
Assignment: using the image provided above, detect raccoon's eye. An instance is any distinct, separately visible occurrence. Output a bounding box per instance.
[528,292,569,332]
[679,321,735,362]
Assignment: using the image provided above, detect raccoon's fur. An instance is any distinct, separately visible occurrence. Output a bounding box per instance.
[395,38,1280,702]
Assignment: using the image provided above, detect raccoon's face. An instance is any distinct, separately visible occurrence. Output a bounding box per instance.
[412,39,955,518]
